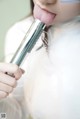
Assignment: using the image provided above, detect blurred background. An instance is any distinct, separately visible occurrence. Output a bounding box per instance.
[0,0,31,61]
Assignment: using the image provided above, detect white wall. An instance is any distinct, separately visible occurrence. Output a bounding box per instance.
[0,0,31,61]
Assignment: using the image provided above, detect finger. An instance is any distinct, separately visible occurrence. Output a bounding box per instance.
[0,62,19,74]
[20,68,25,74]
[6,68,25,79]
[0,72,17,87]
[14,68,25,80]
[0,82,13,93]
[0,91,8,99]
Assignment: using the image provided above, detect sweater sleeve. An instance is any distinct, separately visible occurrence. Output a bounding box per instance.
[0,17,34,119]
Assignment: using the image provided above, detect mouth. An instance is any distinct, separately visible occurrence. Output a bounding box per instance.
[33,4,56,26]
[42,8,56,16]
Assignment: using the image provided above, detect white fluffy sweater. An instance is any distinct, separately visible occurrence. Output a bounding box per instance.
[1,16,80,119]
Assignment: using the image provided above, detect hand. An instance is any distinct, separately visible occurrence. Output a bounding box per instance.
[0,62,24,99]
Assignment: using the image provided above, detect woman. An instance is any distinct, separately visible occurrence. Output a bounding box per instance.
[0,0,80,119]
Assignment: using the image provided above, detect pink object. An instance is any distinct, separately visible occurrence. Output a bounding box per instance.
[33,5,56,26]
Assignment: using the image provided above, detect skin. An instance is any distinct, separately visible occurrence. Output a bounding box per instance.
[0,0,79,99]
[0,63,24,99]
[33,0,80,25]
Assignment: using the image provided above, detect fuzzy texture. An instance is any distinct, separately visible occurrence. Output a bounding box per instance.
[24,16,80,119]
[1,16,80,119]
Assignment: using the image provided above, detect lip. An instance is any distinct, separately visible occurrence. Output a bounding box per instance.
[34,4,56,25]
[37,3,57,17]
[42,8,56,17]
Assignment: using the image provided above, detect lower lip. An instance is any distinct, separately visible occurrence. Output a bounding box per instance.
[33,5,56,26]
